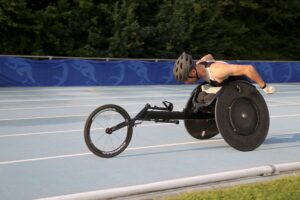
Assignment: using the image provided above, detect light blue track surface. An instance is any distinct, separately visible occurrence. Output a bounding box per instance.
[1,84,300,200]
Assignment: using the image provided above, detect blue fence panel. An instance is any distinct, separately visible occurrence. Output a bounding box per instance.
[0,57,299,86]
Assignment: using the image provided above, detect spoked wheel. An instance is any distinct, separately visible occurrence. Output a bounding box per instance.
[84,104,133,158]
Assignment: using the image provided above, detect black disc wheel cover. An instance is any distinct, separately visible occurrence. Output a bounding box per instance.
[215,81,269,151]
[229,97,259,136]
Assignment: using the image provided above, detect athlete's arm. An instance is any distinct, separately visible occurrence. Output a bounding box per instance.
[196,54,215,64]
[224,64,266,88]
[226,64,276,94]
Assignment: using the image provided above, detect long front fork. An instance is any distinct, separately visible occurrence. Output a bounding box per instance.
[106,103,213,133]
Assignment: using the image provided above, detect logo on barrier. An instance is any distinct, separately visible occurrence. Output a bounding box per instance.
[72,60,98,85]
[110,63,126,86]
[4,58,38,85]
[128,61,152,84]
[52,63,69,86]
[256,62,293,82]
[161,64,175,84]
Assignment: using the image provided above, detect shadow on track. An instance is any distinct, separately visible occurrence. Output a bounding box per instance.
[264,132,300,144]
[120,144,229,158]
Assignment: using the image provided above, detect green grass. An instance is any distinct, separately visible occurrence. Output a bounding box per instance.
[159,173,300,200]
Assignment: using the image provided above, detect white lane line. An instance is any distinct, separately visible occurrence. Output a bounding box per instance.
[0,105,97,111]
[0,84,298,94]
[0,87,96,92]
[0,129,82,138]
[270,96,300,101]
[0,123,174,138]
[272,83,300,87]
[271,114,300,118]
[0,83,297,92]
[0,93,190,103]
[0,140,224,165]
[1,124,298,139]
[0,86,173,93]
[0,112,300,122]
[127,140,223,151]
[276,91,300,94]
[0,153,92,165]
[0,90,185,97]
[0,130,299,165]
[0,110,143,121]
[269,103,300,107]
[0,100,185,111]
[0,114,86,121]
[0,111,137,121]
[0,98,297,111]
[266,99,297,105]
[0,99,297,112]
[0,110,186,121]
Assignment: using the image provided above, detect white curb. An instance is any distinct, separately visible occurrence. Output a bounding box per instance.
[37,161,300,200]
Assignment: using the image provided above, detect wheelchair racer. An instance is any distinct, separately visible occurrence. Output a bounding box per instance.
[173,52,275,94]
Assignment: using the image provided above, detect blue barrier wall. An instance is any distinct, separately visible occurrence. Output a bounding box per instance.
[0,57,299,86]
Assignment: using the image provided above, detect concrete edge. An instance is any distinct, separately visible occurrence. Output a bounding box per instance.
[37,161,300,200]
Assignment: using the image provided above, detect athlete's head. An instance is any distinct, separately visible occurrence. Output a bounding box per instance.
[173,52,195,82]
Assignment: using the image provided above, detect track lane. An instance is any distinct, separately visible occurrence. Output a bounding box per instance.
[0,84,300,200]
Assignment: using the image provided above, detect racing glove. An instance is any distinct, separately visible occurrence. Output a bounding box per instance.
[261,84,276,94]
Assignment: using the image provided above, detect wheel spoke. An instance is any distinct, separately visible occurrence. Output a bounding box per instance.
[103,136,109,151]
[112,132,124,142]
[93,132,106,144]
[92,113,123,152]
[84,105,132,158]
[94,116,108,128]
[109,113,116,127]
[109,137,115,150]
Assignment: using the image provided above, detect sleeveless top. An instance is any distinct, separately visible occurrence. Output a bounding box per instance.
[199,61,222,87]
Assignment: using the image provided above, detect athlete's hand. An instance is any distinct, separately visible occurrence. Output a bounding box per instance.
[196,54,215,64]
[263,85,276,94]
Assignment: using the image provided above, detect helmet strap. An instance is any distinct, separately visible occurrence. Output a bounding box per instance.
[194,67,199,80]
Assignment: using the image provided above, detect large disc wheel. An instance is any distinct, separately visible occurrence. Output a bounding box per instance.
[84,104,133,158]
[184,85,219,140]
[215,81,269,151]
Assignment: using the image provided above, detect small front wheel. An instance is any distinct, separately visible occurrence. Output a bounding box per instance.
[84,104,133,158]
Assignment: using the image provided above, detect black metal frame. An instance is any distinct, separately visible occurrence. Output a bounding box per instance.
[107,77,252,134]
[107,100,214,134]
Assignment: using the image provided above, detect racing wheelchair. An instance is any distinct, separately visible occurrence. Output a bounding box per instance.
[84,77,269,158]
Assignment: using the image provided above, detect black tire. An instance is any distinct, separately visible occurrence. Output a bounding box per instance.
[84,104,133,158]
[184,85,219,140]
[215,81,269,151]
